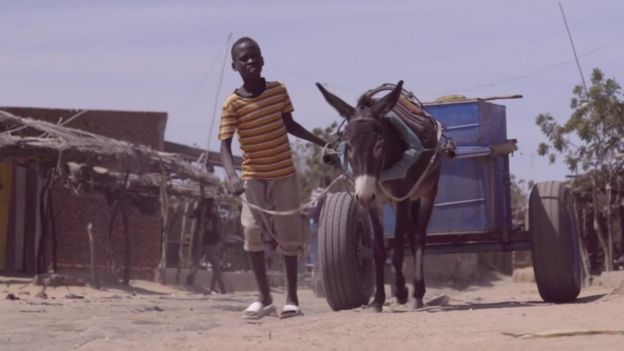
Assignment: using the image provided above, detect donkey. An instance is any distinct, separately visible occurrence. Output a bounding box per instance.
[317,81,442,311]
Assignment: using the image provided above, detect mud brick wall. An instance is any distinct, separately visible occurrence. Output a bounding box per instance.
[52,186,160,279]
[2,107,167,279]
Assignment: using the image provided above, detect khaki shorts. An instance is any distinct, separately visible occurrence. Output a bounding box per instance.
[241,175,305,256]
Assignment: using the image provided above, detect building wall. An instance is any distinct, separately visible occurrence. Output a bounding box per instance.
[0,107,167,278]
[52,187,161,278]
[0,163,12,270]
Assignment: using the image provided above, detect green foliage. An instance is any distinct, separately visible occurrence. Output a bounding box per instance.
[535,68,624,271]
[292,121,343,201]
[535,68,624,174]
[509,175,530,227]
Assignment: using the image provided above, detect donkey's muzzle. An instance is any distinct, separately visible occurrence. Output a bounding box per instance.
[355,192,376,208]
[354,175,378,208]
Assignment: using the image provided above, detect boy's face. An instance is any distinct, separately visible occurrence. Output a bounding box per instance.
[231,41,264,80]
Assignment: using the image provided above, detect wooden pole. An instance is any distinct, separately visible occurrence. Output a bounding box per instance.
[591,179,610,272]
[156,170,170,284]
[121,199,131,285]
[86,222,100,289]
[185,200,198,284]
[48,187,58,273]
[575,200,591,287]
[36,170,52,274]
[186,183,206,286]
[175,200,190,284]
[606,178,613,270]
[107,200,120,275]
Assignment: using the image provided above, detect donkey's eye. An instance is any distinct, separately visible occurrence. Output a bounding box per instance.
[373,140,383,156]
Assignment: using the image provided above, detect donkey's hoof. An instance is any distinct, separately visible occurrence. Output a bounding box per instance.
[395,287,409,305]
[367,302,383,313]
[412,299,424,309]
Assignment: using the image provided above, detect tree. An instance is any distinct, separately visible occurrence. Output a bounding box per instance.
[536,68,624,271]
[509,174,531,228]
[291,121,343,201]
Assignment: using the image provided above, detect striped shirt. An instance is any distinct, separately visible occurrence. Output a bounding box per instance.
[218,81,296,180]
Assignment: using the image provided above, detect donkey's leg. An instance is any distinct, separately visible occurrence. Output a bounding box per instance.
[368,208,386,312]
[411,195,436,309]
[392,201,410,304]
[407,200,419,303]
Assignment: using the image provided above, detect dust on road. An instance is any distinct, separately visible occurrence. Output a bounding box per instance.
[1,274,622,351]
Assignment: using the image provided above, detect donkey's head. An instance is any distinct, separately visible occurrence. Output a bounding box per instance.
[317,81,403,207]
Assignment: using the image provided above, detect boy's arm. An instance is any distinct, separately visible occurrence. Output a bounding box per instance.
[220,139,244,195]
[282,112,341,167]
[282,112,326,147]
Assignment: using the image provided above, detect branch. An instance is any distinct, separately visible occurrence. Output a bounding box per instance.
[0,110,218,185]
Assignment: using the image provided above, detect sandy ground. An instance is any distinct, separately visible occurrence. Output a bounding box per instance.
[1,272,623,351]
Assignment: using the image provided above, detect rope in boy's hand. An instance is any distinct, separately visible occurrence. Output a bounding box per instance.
[239,174,352,216]
[227,175,245,196]
[321,142,342,169]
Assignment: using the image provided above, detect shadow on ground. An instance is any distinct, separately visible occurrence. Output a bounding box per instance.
[423,268,504,291]
[420,293,607,313]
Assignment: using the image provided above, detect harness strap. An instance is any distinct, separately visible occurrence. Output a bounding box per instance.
[239,174,352,217]
[379,112,424,182]
[377,120,443,202]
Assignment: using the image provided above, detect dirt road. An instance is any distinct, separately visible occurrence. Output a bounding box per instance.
[1,273,623,351]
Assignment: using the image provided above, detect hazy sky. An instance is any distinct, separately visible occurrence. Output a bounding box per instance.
[1,1,623,183]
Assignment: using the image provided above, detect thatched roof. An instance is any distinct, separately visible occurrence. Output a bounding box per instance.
[0,110,221,200]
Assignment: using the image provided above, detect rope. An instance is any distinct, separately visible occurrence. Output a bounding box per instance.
[233,138,349,246]
[377,120,443,202]
[378,145,440,202]
[205,32,233,168]
[321,140,341,165]
[239,174,352,216]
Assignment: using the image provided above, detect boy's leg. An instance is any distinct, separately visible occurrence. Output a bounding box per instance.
[270,176,305,307]
[283,255,299,306]
[249,251,271,304]
[241,180,273,306]
[207,245,226,293]
[214,244,227,293]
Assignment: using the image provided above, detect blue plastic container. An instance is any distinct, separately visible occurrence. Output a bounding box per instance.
[383,100,512,237]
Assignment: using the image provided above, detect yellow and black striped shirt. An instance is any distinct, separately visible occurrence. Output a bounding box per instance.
[218,81,296,180]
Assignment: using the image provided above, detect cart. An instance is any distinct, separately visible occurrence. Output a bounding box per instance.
[316,98,583,311]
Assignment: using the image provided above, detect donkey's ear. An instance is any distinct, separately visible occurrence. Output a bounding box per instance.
[316,83,355,120]
[371,80,404,118]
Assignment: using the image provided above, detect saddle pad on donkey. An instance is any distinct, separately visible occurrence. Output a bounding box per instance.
[393,95,438,149]
[378,94,440,200]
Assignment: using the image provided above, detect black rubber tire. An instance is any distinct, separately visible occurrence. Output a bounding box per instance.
[318,192,374,311]
[529,181,582,303]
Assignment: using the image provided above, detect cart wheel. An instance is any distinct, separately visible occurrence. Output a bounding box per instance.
[529,181,581,302]
[318,192,374,311]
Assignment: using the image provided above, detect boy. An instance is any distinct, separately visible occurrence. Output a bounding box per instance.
[219,37,331,319]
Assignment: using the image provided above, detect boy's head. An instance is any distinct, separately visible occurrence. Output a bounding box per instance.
[231,37,264,80]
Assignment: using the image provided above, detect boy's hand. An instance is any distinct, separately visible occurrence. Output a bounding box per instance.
[323,153,342,168]
[227,175,244,196]
[322,144,342,169]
